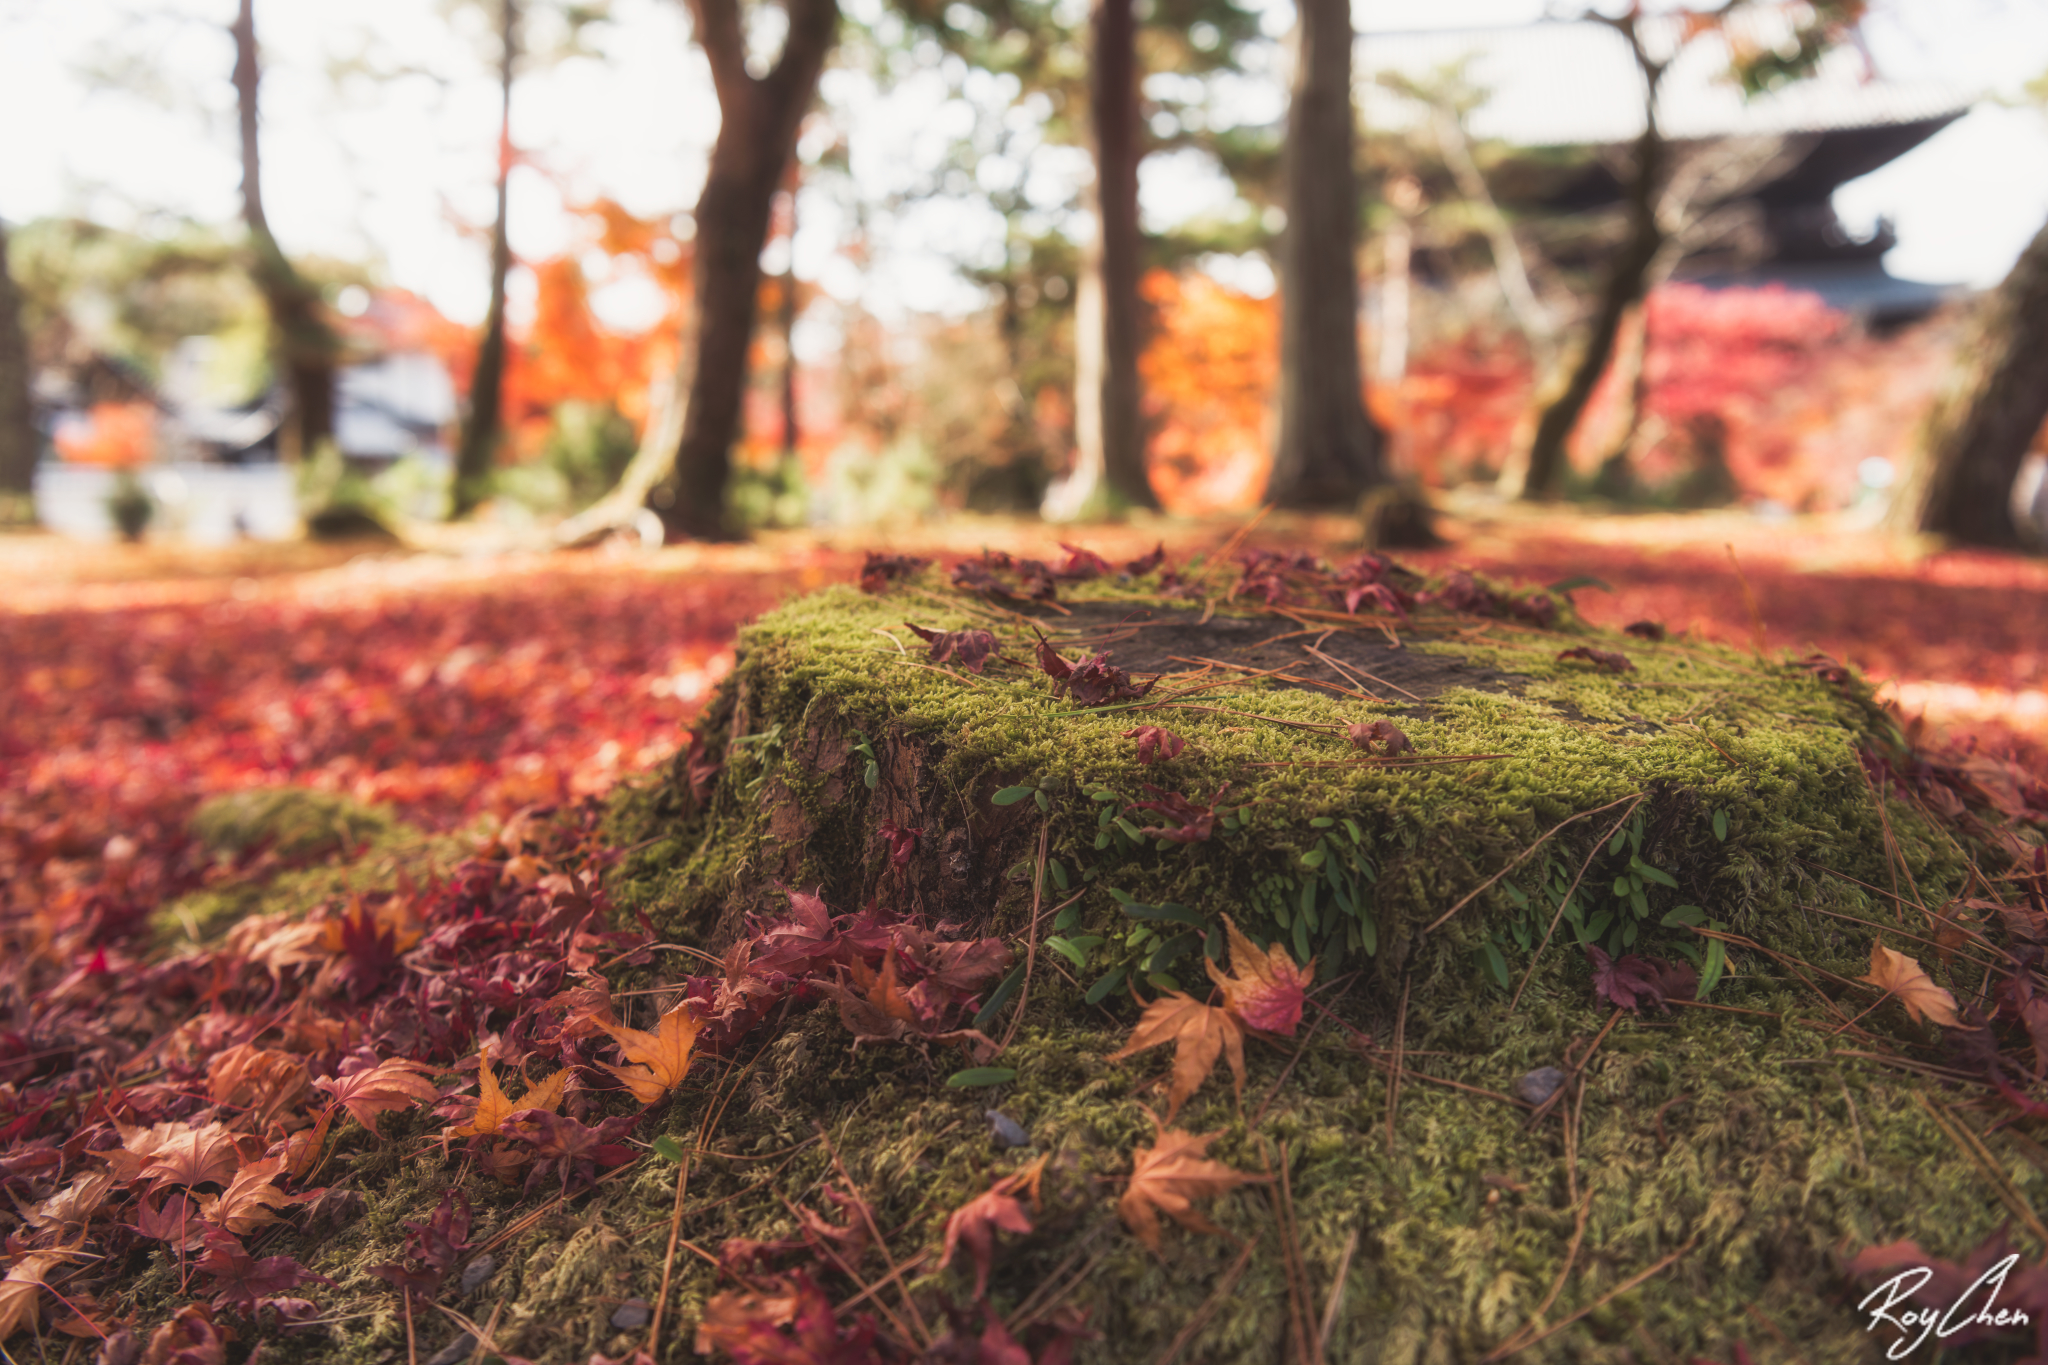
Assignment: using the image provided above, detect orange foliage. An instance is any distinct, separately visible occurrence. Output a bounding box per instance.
[1140,269,1276,515]
[496,198,696,459]
[53,402,157,468]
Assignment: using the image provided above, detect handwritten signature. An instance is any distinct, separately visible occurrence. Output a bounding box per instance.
[1860,1252,2035,1359]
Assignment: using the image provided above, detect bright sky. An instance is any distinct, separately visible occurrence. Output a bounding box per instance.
[0,0,2042,332]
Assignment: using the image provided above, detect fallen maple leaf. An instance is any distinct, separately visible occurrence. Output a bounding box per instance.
[1859,941,1960,1028]
[1108,992,1245,1122]
[207,1043,311,1129]
[695,1273,879,1364]
[1118,1119,1259,1252]
[1206,916,1314,1035]
[1122,725,1185,765]
[939,1156,1047,1299]
[449,1060,570,1139]
[195,1155,305,1235]
[1347,719,1413,757]
[859,552,928,593]
[196,1228,332,1315]
[1585,945,1696,1014]
[107,1120,242,1192]
[0,1253,64,1341]
[24,1172,114,1235]
[905,623,998,674]
[313,1057,440,1135]
[599,1001,702,1103]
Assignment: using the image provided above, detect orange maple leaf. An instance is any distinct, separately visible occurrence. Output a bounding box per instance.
[1108,992,1245,1122]
[599,1001,702,1104]
[449,1060,570,1139]
[313,1058,439,1135]
[0,1253,67,1342]
[195,1155,303,1235]
[1859,942,1960,1028]
[938,1156,1047,1299]
[106,1121,242,1191]
[1206,915,1313,1035]
[1118,1117,1260,1252]
[207,1043,311,1129]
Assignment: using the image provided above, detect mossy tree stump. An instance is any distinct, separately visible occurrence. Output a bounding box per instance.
[594,565,2027,1363]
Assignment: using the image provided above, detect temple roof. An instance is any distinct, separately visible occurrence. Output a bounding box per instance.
[1357,16,1972,152]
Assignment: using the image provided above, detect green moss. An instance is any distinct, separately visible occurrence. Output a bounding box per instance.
[174,574,2032,1363]
[151,789,458,950]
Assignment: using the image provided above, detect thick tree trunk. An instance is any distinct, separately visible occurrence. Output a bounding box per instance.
[452,0,518,519]
[232,0,336,464]
[656,0,838,542]
[1509,26,1666,503]
[1266,0,1386,509]
[0,216,36,521]
[1088,0,1153,511]
[1893,215,2048,548]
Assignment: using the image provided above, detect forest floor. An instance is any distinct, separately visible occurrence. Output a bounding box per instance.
[2,505,2045,1360]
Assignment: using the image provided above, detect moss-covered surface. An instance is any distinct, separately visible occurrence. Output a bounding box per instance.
[198,568,2041,1364]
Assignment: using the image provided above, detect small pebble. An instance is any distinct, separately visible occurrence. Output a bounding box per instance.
[458,1255,496,1295]
[1513,1066,1567,1108]
[610,1298,653,1331]
[424,1334,477,1365]
[986,1109,1030,1149]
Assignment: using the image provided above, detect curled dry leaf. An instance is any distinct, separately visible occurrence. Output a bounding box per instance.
[904,623,998,674]
[1585,945,1696,1015]
[1205,916,1314,1036]
[1859,941,1960,1028]
[195,1155,307,1235]
[1108,993,1245,1123]
[0,1253,67,1342]
[598,1000,702,1104]
[939,1155,1047,1300]
[313,1057,440,1135]
[1122,725,1185,765]
[1347,719,1413,757]
[1118,1119,1260,1253]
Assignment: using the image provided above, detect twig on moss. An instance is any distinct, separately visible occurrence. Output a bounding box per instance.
[403,1288,417,1365]
[1480,1235,1701,1362]
[1179,503,1273,597]
[645,1144,692,1358]
[1387,977,1410,1158]
[1153,1234,1261,1365]
[1303,640,1423,702]
[1918,1093,2048,1251]
[999,826,1055,1054]
[817,1125,933,1349]
[1509,796,1647,1011]
[1486,1192,1592,1361]
[1243,755,1512,769]
[1423,793,1643,936]
[1007,1224,1109,1332]
[1267,1139,1322,1365]
[1316,1226,1360,1354]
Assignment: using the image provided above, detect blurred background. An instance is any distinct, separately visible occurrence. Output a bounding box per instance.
[2,0,2044,546]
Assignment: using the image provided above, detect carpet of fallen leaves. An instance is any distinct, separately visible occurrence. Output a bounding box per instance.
[2,514,2046,1361]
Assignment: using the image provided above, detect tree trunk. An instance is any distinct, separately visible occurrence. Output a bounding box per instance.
[232,0,336,464]
[779,186,800,459]
[452,0,518,519]
[1089,0,1153,511]
[0,216,36,522]
[1893,214,2048,548]
[1508,24,1666,502]
[1266,0,1386,509]
[656,0,838,542]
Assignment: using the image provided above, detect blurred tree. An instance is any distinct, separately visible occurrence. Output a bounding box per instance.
[890,0,1262,518]
[451,0,520,518]
[1505,0,1858,500]
[1265,0,1383,508]
[0,217,36,523]
[232,0,341,464]
[654,0,840,541]
[1892,214,2048,547]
